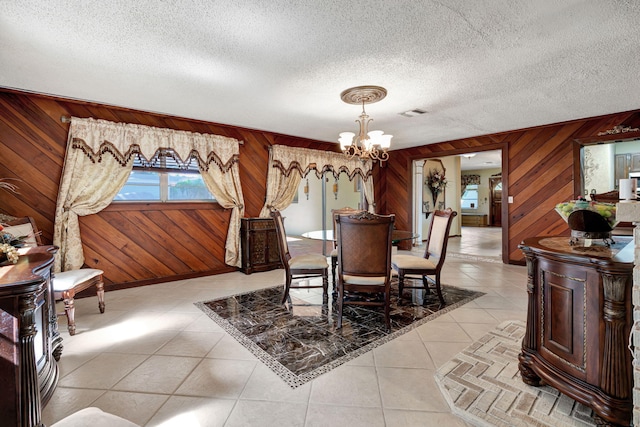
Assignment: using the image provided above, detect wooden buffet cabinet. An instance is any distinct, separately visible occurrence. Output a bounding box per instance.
[0,246,62,427]
[240,218,282,274]
[518,236,633,426]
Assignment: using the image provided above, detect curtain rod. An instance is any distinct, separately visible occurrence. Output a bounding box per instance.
[60,115,243,144]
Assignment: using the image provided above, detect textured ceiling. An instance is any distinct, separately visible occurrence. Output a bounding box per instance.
[1,1,639,152]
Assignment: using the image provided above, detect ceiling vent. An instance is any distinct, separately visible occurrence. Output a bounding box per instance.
[399,109,427,118]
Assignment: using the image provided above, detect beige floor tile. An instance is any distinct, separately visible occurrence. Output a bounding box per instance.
[344,350,375,366]
[175,358,257,398]
[487,308,527,323]
[458,322,499,341]
[384,409,474,426]
[113,355,201,394]
[424,341,474,369]
[183,313,226,332]
[225,400,307,427]
[106,329,180,354]
[447,307,500,324]
[309,365,382,407]
[149,311,204,331]
[206,334,258,360]
[377,367,449,411]
[156,331,224,357]
[145,395,236,427]
[56,351,100,379]
[91,390,169,426]
[240,363,311,402]
[58,352,148,389]
[306,404,386,427]
[415,321,473,343]
[41,387,106,425]
[373,339,435,369]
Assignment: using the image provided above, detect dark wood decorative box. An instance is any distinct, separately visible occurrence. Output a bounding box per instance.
[240,218,282,274]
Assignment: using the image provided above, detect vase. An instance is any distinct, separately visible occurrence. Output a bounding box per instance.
[432,190,440,207]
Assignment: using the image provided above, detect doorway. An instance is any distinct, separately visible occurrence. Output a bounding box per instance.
[489,174,502,227]
[413,149,504,261]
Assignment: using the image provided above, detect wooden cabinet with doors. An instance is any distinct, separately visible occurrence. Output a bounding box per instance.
[518,236,633,426]
[240,218,282,274]
[614,152,640,184]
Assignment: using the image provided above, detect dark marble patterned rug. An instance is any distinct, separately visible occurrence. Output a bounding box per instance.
[195,279,484,388]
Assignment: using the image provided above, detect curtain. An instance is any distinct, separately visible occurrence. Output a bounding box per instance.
[461,174,481,195]
[53,117,243,272]
[259,145,373,217]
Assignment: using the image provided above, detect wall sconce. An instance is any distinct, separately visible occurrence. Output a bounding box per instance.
[304,179,309,200]
[333,179,339,200]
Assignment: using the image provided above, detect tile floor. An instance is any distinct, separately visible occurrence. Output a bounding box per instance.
[43,226,528,427]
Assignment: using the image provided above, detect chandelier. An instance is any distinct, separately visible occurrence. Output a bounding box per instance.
[338,85,392,163]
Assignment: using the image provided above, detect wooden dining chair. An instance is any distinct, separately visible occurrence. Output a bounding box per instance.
[330,206,363,288]
[335,211,394,330]
[270,209,329,304]
[391,208,457,305]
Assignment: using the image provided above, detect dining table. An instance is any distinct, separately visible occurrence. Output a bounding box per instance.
[302,229,419,255]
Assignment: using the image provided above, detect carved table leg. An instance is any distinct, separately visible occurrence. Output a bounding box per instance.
[519,253,541,386]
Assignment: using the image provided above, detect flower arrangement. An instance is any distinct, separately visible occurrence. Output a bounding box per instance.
[425,169,447,205]
[0,224,31,265]
[0,243,19,264]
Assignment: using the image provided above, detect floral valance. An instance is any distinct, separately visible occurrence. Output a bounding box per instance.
[269,145,372,181]
[69,117,241,172]
[461,174,481,187]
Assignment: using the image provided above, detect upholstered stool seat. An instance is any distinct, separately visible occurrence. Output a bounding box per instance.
[53,268,105,335]
[51,407,139,427]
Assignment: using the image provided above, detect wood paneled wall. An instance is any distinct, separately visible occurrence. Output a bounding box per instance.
[0,90,339,289]
[382,111,640,264]
[2,88,640,286]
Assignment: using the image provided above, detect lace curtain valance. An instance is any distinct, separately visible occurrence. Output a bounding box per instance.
[268,145,373,181]
[69,117,239,172]
[54,117,245,272]
[462,174,481,187]
[259,145,375,217]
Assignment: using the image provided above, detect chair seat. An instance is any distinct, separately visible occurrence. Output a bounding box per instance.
[53,268,104,291]
[392,254,437,270]
[289,254,328,269]
[343,275,388,285]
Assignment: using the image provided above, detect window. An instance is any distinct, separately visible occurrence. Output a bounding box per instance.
[461,184,479,209]
[115,149,215,202]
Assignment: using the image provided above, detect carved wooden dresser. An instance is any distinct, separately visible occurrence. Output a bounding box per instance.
[0,245,62,427]
[518,236,633,426]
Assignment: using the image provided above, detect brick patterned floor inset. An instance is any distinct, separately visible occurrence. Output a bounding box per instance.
[435,320,596,427]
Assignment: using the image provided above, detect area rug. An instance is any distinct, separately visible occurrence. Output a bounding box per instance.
[195,279,483,388]
[435,320,596,427]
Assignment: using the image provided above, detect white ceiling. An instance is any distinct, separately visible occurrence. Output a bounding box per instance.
[1,1,639,151]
